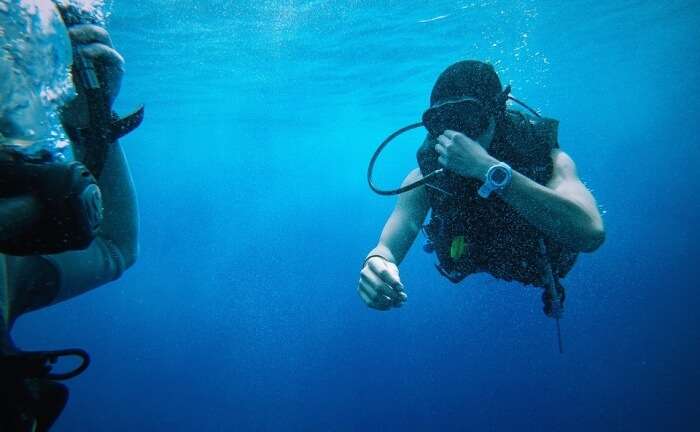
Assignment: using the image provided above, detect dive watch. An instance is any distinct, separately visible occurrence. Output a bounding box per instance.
[478,162,513,198]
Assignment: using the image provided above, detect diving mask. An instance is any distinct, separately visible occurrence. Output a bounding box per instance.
[367,87,541,196]
[422,86,510,139]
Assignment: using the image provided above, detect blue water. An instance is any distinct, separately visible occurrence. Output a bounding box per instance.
[13,0,700,430]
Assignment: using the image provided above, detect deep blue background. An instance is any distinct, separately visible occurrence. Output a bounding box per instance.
[14,1,700,430]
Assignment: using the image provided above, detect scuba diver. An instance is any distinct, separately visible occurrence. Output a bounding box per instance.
[360,60,604,348]
[1,1,142,430]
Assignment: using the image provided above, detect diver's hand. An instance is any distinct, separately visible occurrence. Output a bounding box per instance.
[358,256,407,311]
[61,24,124,129]
[435,130,498,179]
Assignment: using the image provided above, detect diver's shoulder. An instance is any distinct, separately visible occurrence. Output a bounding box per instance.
[551,149,574,166]
[550,149,579,178]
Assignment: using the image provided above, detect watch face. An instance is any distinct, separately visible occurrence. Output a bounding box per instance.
[491,166,508,185]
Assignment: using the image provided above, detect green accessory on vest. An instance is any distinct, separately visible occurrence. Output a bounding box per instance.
[450,235,467,260]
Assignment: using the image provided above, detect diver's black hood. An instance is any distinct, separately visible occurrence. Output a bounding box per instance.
[430,60,504,107]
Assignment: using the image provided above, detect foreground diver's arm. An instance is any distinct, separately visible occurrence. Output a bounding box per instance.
[44,140,138,302]
[359,169,430,310]
[436,129,604,252]
[40,21,138,303]
[5,141,138,316]
[3,23,137,318]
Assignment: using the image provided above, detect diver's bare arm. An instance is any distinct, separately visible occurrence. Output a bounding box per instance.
[367,169,430,265]
[499,150,604,252]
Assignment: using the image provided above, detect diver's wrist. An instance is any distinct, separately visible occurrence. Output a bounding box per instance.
[467,155,500,179]
[363,254,393,269]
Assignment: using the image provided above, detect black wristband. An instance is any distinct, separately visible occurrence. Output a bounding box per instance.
[362,254,392,269]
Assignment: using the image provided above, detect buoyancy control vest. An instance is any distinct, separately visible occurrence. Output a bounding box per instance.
[417,109,578,288]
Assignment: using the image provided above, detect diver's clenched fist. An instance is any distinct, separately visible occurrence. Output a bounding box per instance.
[61,24,124,128]
[434,129,498,179]
[358,256,407,311]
